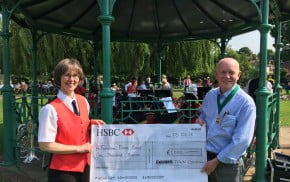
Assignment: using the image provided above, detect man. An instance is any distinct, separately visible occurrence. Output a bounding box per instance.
[244,67,273,104]
[197,58,256,182]
[244,77,273,103]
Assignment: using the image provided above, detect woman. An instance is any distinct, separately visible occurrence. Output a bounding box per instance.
[38,58,105,182]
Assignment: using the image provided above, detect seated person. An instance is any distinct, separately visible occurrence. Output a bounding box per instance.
[137,80,147,90]
[185,83,198,97]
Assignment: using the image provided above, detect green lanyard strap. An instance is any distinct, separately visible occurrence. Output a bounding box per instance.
[217,85,239,114]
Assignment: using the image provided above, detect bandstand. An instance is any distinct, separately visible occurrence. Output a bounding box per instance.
[1,1,290,181]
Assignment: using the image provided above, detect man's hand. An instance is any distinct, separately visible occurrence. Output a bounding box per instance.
[195,118,205,126]
[91,119,106,126]
[201,158,219,175]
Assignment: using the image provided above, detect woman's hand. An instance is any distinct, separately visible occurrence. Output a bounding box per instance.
[91,119,106,126]
[76,142,92,153]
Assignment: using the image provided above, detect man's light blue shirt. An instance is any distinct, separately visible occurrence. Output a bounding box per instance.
[199,84,256,164]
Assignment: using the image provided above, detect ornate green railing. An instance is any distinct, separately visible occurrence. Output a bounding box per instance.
[14,93,54,164]
[116,98,201,124]
[11,90,281,179]
[267,92,280,155]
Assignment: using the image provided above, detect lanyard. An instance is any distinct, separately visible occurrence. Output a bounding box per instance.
[217,85,239,114]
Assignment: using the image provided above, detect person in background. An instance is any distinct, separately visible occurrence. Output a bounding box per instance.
[20,81,28,93]
[244,67,273,104]
[162,74,167,80]
[138,80,147,90]
[146,75,151,87]
[111,83,119,92]
[183,75,192,92]
[111,83,120,107]
[197,57,256,182]
[124,78,135,93]
[186,81,198,97]
[285,81,290,95]
[127,78,138,97]
[197,78,203,87]
[212,79,219,88]
[38,58,105,182]
[161,78,171,89]
[244,77,273,103]
[96,75,103,91]
[205,76,211,87]
[74,80,86,96]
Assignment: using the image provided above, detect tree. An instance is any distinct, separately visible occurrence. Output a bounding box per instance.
[271,21,290,61]
[257,49,275,61]
[226,48,258,85]
[163,40,219,81]
[280,68,289,85]
[0,20,228,85]
[238,47,253,56]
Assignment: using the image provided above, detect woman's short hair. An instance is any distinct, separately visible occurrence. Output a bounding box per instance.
[53,58,84,87]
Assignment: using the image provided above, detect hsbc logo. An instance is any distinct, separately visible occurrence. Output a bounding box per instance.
[95,128,135,136]
[122,128,134,136]
[96,129,120,136]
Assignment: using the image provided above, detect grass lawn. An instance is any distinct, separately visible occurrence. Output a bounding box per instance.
[280,100,290,126]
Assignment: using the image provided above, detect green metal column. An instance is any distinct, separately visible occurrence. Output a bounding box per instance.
[0,3,17,166]
[273,22,282,149]
[92,41,99,119]
[157,43,162,88]
[97,0,116,124]
[255,0,272,181]
[30,29,39,123]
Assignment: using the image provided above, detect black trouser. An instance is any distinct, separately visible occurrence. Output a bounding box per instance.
[48,165,90,182]
[207,151,243,182]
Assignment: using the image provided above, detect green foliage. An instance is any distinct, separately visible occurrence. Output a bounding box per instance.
[271,21,290,61]
[226,48,258,84]
[280,68,289,85]
[282,21,290,44]
[238,47,253,56]
[257,49,276,60]
[163,40,218,81]
[281,46,290,61]
[0,19,267,87]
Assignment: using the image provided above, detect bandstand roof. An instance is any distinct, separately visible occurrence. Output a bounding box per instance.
[5,0,290,42]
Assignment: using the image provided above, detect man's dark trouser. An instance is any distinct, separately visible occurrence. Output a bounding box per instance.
[207,151,244,182]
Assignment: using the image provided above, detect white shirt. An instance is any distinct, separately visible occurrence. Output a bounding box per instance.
[124,82,131,92]
[186,83,198,95]
[38,90,90,142]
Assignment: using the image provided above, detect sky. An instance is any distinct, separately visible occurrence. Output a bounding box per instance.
[228,30,275,54]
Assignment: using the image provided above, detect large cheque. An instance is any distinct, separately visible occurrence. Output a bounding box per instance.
[90,124,207,182]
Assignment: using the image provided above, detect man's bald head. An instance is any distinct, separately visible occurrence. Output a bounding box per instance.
[216,58,240,72]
